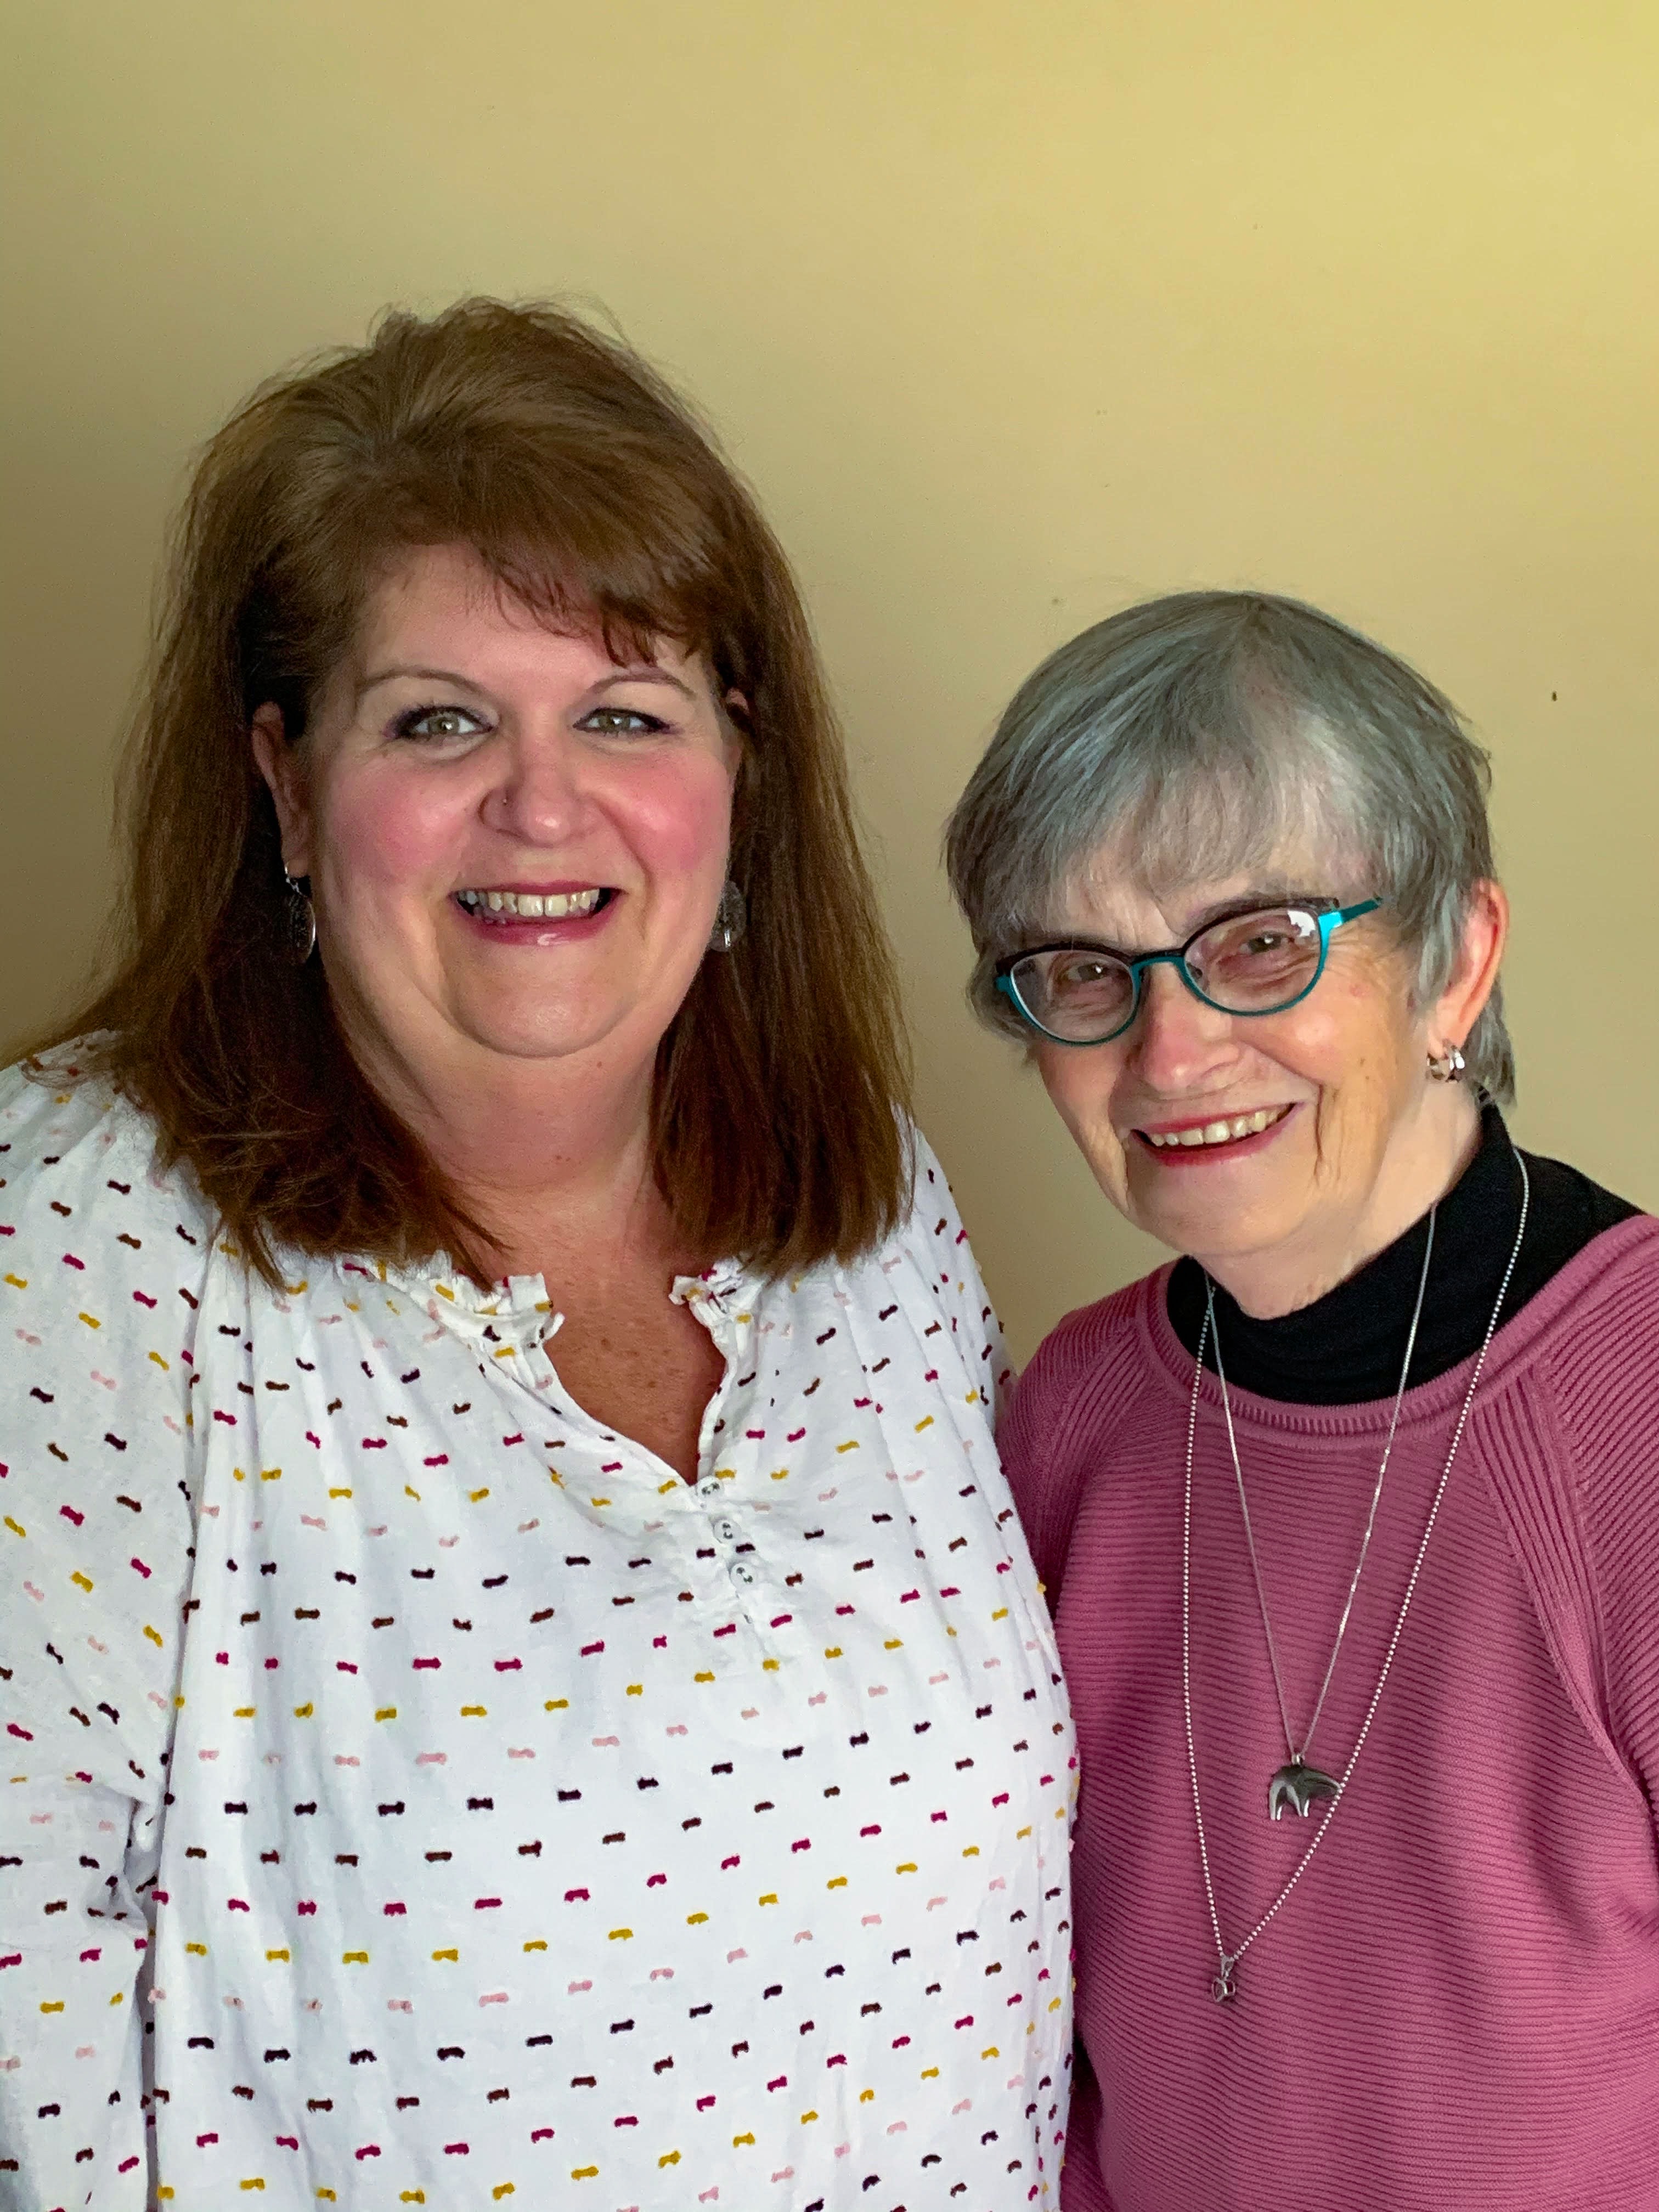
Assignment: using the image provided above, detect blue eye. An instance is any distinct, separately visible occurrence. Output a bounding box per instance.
[391,703,488,741]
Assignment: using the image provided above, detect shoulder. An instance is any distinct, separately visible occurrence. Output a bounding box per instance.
[1,1047,213,1245]
[1011,1270,1167,1434]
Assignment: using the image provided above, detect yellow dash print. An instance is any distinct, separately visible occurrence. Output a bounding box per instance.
[234,1707,256,1719]
[921,2068,939,2079]
[492,2186,515,2200]
[1048,1995,1063,2011]
[859,2089,874,2104]
[884,1638,902,1650]
[571,2168,599,2180]
[732,2132,756,2146]
[294,1703,313,1719]
[3,1273,27,1289]
[761,1658,779,1671]
[965,1388,982,1405]
[4,1516,25,1538]
[400,2194,426,2205]
[588,1497,611,1508]
[260,1468,281,1482]
[185,1943,207,1956]
[174,1694,186,1708]
[342,1951,369,1965]
[317,2193,337,2203]
[78,1312,101,1329]
[980,2046,1000,2060]
[658,1479,678,1495]
[460,1705,487,1717]
[405,1485,421,1500]
[40,2000,64,2013]
[835,1440,859,1454]
[375,1708,397,1722]
[266,1949,290,1963]
[608,1928,633,1941]
[544,1699,568,1712]
[109,1990,123,2005]
[158,2190,174,2200]
[492,1345,516,1360]
[239,2183,266,2194]
[770,1469,789,1481]
[914,1415,934,1433]
[758,1893,777,1906]
[827,1877,847,1890]
[962,1847,979,1858]
[895,1863,917,1875]
[800,2109,819,2123]
[823,1646,843,1658]
[693,1671,714,1684]
[625,1684,642,1697]
[992,1607,1008,1621]
[523,1940,546,1953]
[328,1488,352,1500]
[71,1572,93,1592]
[149,1351,169,1370]
[144,1626,163,1647]
[432,1949,459,1962]
[1017,1825,1032,1839]
[658,2151,681,2168]
[685,1912,708,1926]
[234,1468,247,1483]
[469,1487,490,1501]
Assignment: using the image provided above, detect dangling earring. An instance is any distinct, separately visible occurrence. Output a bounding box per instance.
[1426,1044,1466,1083]
[283,868,317,965]
[708,879,747,954]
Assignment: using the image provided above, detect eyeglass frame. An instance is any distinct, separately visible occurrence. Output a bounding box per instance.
[992,896,1385,1047]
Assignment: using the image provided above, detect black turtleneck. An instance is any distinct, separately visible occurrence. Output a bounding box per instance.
[1164,1105,1640,1405]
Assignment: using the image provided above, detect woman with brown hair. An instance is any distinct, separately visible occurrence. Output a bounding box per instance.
[0,301,1074,2211]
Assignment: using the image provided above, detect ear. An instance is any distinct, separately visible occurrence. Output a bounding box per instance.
[250,703,314,878]
[1426,878,1509,1057]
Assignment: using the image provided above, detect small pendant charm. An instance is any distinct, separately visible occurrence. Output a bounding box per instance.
[1267,1756,1339,1821]
[1211,1957,1238,2004]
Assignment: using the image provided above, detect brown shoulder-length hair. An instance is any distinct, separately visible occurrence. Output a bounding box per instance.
[38,298,911,1284]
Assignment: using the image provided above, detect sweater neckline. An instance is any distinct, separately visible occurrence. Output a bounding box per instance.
[1141,1209,1658,1438]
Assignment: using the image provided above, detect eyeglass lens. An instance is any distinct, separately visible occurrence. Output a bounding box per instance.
[1011,907,1325,1041]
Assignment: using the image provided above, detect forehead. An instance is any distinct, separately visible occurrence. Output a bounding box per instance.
[348,543,707,688]
[1051,836,1352,945]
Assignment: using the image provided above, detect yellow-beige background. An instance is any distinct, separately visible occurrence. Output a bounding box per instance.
[4,2,1656,1359]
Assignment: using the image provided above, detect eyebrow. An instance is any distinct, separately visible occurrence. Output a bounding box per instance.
[1030,888,1333,956]
[354,662,698,707]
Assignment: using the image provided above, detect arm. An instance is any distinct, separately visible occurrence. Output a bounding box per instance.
[906,1130,1014,1424]
[0,1070,204,2206]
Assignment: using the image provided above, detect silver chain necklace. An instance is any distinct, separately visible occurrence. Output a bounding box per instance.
[1181,1153,1531,2005]
[1211,1208,1437,1821]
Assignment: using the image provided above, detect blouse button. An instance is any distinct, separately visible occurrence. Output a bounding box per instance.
[731,1563,755,1586]
[697,1477,721,1499]
[715,1519,738,1544]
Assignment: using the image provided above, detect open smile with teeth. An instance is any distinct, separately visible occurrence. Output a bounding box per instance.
[454,887,608,921]
[1139,1105,1292,1150]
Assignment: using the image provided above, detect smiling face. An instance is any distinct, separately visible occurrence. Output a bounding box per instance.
[1028,845,1503,1314]
[252,542,741,1119]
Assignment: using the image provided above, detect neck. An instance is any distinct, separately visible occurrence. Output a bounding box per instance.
[1199,1086,1483,1320]
[347,1019,670,1280]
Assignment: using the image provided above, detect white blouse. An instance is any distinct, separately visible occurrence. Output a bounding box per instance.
[0,1056,1075,2211]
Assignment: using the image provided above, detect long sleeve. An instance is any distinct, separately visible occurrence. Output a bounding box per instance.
[907,1133,1015,1424]
[1,1066,206,2207]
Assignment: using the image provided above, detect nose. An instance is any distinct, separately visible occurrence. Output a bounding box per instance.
[480,723,590,845]
[1126,961,1239,1090]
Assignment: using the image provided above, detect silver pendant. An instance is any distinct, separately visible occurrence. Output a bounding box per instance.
[1211,1956,1238,2004]
[1267,1757,1339,1821]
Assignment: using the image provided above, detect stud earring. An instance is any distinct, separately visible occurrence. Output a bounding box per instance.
[708,879,747,953]
[1426,1044,1466,1083]
[283,868,317,965]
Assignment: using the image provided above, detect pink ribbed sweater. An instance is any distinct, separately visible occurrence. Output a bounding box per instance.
[1002,1217,1659,2211]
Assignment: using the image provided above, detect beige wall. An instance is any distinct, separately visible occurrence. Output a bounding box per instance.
[4,1,1656,1359]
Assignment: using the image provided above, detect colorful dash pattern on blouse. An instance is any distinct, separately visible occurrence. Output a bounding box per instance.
[0,1056,1075,2210]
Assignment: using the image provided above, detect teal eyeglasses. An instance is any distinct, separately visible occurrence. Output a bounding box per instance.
[994,898,1384,1047]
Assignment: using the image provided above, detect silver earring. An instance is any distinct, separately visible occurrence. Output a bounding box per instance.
[283,868,317,965]
[1426,1044,1466,1083]
[708,879,746,954]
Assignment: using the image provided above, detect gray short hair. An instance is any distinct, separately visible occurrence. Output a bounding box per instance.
[944,590,1514,1101]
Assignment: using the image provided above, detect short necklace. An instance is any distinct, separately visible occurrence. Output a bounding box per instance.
[1212,1208,1438,1822]
[1181,1153,1531,2006]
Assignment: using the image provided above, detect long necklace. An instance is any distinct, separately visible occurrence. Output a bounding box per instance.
[1181,1154,1530,2006]
[1211,1210,1438,1822]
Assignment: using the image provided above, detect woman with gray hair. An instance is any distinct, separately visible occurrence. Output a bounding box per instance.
[947,591,1658,2210]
